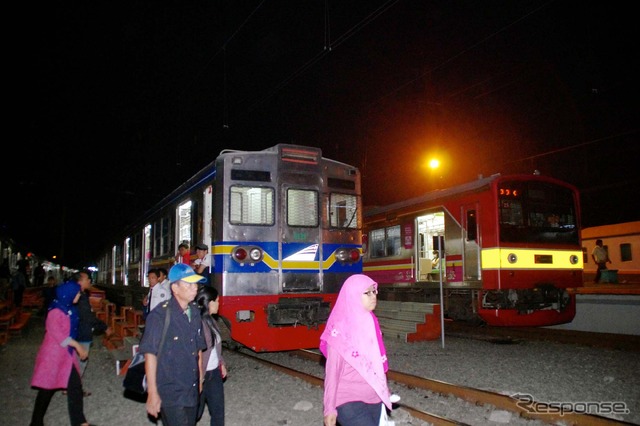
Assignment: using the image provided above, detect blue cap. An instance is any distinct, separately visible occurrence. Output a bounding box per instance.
[168,263,206,284]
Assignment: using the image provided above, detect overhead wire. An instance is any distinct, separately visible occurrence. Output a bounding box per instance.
[236,0,401,120]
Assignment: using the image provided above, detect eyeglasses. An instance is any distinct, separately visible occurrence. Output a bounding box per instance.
[363,289,378,296]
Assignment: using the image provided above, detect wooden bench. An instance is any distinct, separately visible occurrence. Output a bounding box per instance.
[22,288,44,310]
[0,307,17,324]
[114,308,143,338]
[0,305,17,345]
[8,310,32,336]
[96,300,116,324]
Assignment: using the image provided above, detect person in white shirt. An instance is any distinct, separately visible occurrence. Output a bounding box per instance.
[591,239,611,283]
[192,244,212,275]
[143,268,171,312]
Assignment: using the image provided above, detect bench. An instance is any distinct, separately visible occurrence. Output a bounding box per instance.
[96,300,116,324]
[0,306,17,345]
[0,307,17,324]
[114,308,143,338]
[22,288,44,310]
[8,310,32,336]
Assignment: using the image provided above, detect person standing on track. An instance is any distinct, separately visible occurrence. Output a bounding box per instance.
[320,274,392,426]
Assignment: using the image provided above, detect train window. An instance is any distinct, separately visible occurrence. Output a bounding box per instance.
[499,200,524,226]
[153,216,173,257]
[177,201,192,246]
[329,193,358,229]
[466,210,477,241]
[621,243,632,262]
[131,233,141,263]
[229,185,274,225]
[369,225,401,258]
[287,189,318,227]
[499,181,578,244]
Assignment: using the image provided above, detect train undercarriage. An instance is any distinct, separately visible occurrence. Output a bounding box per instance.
[377,282,574,326]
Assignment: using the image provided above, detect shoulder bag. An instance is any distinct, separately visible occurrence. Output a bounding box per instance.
[123,305,171,396]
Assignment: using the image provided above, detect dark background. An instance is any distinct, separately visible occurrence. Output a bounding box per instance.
[4,1,638,268]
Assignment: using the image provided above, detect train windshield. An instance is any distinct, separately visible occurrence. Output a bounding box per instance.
[229,185,275,225]
[498,180,579,244]
[329,192,358,229]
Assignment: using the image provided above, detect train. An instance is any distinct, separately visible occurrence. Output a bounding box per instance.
[581,221,640,284]
[362,173,583,327]
[95,144,362,352]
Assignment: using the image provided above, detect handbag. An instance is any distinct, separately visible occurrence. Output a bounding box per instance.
[123,305,171,396]
[379,403,395,426]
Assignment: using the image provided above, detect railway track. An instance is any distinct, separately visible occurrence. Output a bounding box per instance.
[234,348,632,426]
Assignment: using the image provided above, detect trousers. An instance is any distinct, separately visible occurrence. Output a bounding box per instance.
[30,366,86,426]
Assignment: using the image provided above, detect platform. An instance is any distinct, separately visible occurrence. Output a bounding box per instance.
[547,290,640,336]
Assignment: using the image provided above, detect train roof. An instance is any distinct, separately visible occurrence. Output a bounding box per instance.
[363,173,578,218]
[582,221,640,240]
[364,173,501,218]
[124,144,358,235]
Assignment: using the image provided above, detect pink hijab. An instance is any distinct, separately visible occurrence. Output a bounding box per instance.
[320,274,391,409]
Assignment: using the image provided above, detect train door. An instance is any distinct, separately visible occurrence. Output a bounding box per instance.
[463,205,480,282]
[202,185,213,247]
[123,237,130,286]
[416,212,445,281]
[280,184,322,292]
[176,200,192,260]
[142,224,151,287]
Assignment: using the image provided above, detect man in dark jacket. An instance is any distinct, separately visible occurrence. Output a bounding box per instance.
[140,263,207,425]
[11,260,30,307]
[74,270,112,394]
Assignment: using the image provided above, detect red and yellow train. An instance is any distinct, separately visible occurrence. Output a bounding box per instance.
[362,173,583,327]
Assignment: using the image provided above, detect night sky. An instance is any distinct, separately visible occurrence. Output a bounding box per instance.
[5,1,638,268]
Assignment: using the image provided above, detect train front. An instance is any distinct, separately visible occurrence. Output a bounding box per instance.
[212,145,362,352]
[478,177,583,326]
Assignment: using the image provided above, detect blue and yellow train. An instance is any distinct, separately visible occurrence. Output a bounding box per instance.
[95,144,362,352]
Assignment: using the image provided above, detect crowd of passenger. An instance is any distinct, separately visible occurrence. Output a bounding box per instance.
[2,243,395,426]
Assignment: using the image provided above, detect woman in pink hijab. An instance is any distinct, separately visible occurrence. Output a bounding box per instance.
[320,274,391,426]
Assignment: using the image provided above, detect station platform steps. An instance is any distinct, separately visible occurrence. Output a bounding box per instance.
[374,300,441,342]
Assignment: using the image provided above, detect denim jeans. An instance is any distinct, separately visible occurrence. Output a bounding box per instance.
[337,400,382,426]
[197,366,225,426]
[160,405,198,426]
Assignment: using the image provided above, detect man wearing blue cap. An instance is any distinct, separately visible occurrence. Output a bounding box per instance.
[139,263,208,426]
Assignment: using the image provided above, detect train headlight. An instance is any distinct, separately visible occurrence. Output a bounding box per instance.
[232,246,263,264]
[335,248,361,264]
[507,253,518,264]
[249,247,263,262]
[569,255,579,265]
[335,248,349,262]
[232,247,247,261]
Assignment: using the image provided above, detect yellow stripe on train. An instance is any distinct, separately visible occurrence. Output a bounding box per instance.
[213,244,344,270]
[364,265,409,272]
[481,248,583,270]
